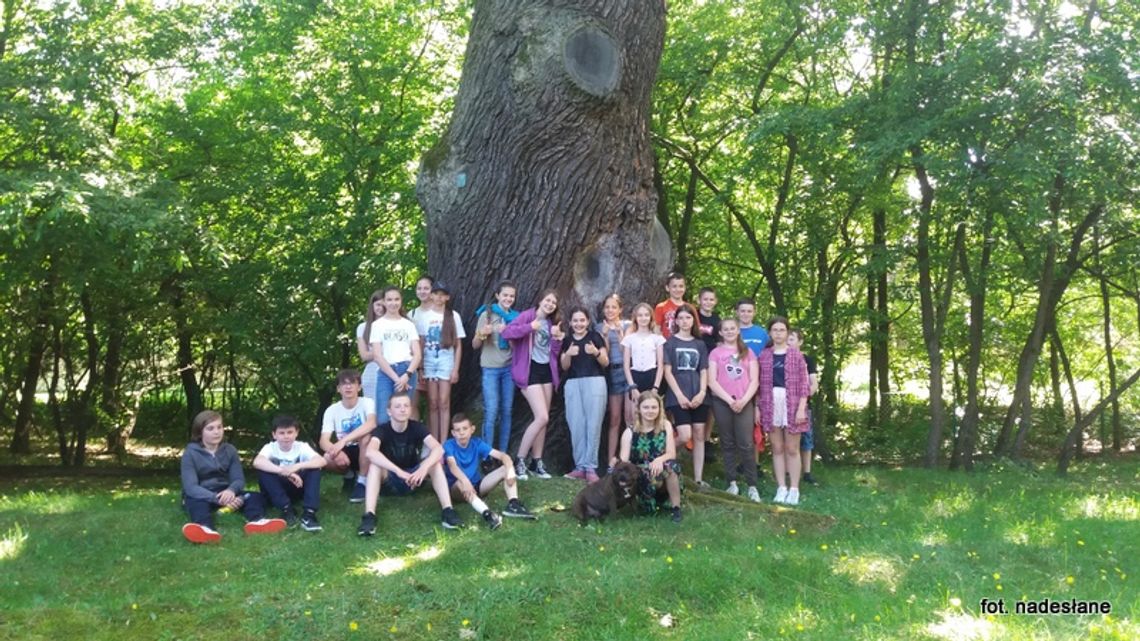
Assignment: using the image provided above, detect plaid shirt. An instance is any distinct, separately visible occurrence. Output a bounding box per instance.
[756,346,811,429]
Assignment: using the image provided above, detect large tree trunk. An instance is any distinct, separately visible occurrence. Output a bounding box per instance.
[11,276,55,454]
[418,2,669,401]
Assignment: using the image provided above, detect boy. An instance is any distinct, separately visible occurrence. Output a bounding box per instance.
[357,393,461,536]
[735,298,769,356]
[319,369,377,503]
[654,272,687,339]
[443,413,537,529]
[788,328,820,485]
[253,414,327,531]
[696,287,720,353]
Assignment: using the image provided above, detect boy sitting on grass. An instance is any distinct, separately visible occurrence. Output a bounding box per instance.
[319,369,377,503]
[253,414,327,532]
[443,413,537,530]
[180,409,287,544]
[357,393,461,536]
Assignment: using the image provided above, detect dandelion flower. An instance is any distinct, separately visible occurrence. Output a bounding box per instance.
[820,544,828,551]
[1066,576,1075,585]
[666,556,673,563]
[993,573,1001,580]
[950,597,962,607]
[349,621,359,631]
[789,529,797,535]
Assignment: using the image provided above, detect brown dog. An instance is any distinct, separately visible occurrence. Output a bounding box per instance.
[571,461,642,525]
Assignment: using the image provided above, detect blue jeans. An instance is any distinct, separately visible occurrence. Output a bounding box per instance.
[375,361,416,425]
[481,366,514,452]
[182,492,265,528]
[257,469,322,513]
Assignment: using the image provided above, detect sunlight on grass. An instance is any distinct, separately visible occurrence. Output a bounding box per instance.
[832,553,903,593]
[1003,518,1057,546]
[1063,495,1139,521]
[925,490,974,519]
[0,491,83,515]
[0,523,28,561]
[363,545,444,577]
[926,609,1000,641]
[488,566,524,580]
[921,530,948,546]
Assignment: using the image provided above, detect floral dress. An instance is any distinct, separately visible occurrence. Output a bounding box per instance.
[627,428,683,514]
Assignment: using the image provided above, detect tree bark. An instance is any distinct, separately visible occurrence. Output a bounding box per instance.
[1095,232,1122,452]
[1058,366,1140,475]
[11,275,54,454]
[418,1,669,404]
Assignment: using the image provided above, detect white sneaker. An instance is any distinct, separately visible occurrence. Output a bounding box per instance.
[747,486,761,503]
[515,459,529,480]
[785,488,800,506]
[773,486,788,504]
[726,481,739,496]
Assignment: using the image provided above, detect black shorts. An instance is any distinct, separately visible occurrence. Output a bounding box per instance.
[528,360,553,386]
[668,404,709,426]
[631,368,658,393]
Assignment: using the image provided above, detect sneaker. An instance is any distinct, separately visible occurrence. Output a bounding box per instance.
[785,488,800,506]
[182,523,221,544]
[282,506,298,528]
[726,481,739,496]
[695,480,710,489]
[584,469,600,484]
[482,509,503,530]
[503,499,537,520]
[515,459,529,481]
[341,474,356,493]
[530,459,552,479]
[300,511,322,532]
[358,512,377,536]
[441,507,464,530]
[747,486,761,503]
[244,518,287,535]
[564,469,586,480]
[803,472,818,485]
[670,506,682,523]
[774,486,789,504]
[349,482,366,503]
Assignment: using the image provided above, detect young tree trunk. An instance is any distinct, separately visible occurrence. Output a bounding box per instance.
[871,206,890,424]
[1095,235,1122,452]
[1058,366,1140,475]
[11,277,55,454]
[418,0,670,407]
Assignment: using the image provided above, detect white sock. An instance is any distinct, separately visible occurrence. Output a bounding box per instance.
[470,497,489,514]
[356,476,366,485]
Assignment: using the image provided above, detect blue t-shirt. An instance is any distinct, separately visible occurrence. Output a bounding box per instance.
[740,325,770,357]
[443,437,494,483]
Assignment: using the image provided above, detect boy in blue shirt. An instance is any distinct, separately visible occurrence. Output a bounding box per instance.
[735,298,770,356]
[444,413,537,529]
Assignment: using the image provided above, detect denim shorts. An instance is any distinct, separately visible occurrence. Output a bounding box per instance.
[381,464,424,496]
[422,348,456,380]
[607,364,630,395]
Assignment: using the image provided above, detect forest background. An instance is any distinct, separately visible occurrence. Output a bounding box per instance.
[1,0,1137,474]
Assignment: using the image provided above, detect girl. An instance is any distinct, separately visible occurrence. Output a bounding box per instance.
[708,318,761,502]
[180,410,286,543]
[501,289,564,480]
[662,304,710,487]
[416,281,465,445]
[561,306,609,482]
[408,275,434,420]
[757,316,810,505]
[369,286,422,426]
[597,293,631,470]
[621,302,665,410]
[472,280,519,453]
[619,391,683,522]
[356,291,385,402]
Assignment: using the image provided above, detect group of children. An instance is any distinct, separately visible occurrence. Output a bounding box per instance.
[178,272,820,541]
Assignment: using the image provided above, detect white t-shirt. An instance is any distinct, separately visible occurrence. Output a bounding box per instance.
[368,316,418,364]
[415,308,466,357]
[321,397,376,439]
[257,441,319,466]
[622,331,666,371]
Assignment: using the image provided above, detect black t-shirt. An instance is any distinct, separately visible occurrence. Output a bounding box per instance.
[371,420,430,470]
[773,353,786,388]
[804,353,817,375]
[564,331,607,380]
[698,311,720,352]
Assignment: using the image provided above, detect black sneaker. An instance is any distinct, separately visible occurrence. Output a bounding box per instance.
[358,512,377,536]
[530,459,552,479]
[803,473,818,485]
[282,507,299,528]
[349,482,366,503]
[341,474,356,493]
[503,499,537,520]
[671,506,682,523]
[441,507,464,530]
[482,509,503,530]
[300,510,322,532]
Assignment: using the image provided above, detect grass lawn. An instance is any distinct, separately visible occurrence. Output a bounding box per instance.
[0,457,1136,640]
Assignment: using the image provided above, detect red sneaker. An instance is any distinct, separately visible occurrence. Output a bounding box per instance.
[182,523,221,544]
[244,518,287,535]
[563,469,587,480]
[584,469,600,484]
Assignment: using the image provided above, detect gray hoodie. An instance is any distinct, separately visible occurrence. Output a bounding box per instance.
[180,441,245,502]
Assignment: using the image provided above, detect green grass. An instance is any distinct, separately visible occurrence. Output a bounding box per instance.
[1,458,1137,640]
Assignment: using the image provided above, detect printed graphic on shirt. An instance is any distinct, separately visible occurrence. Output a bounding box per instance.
[674,347,701,371]
[721,356,745,380]
[339,412,364,437]
[380,325,414,343]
